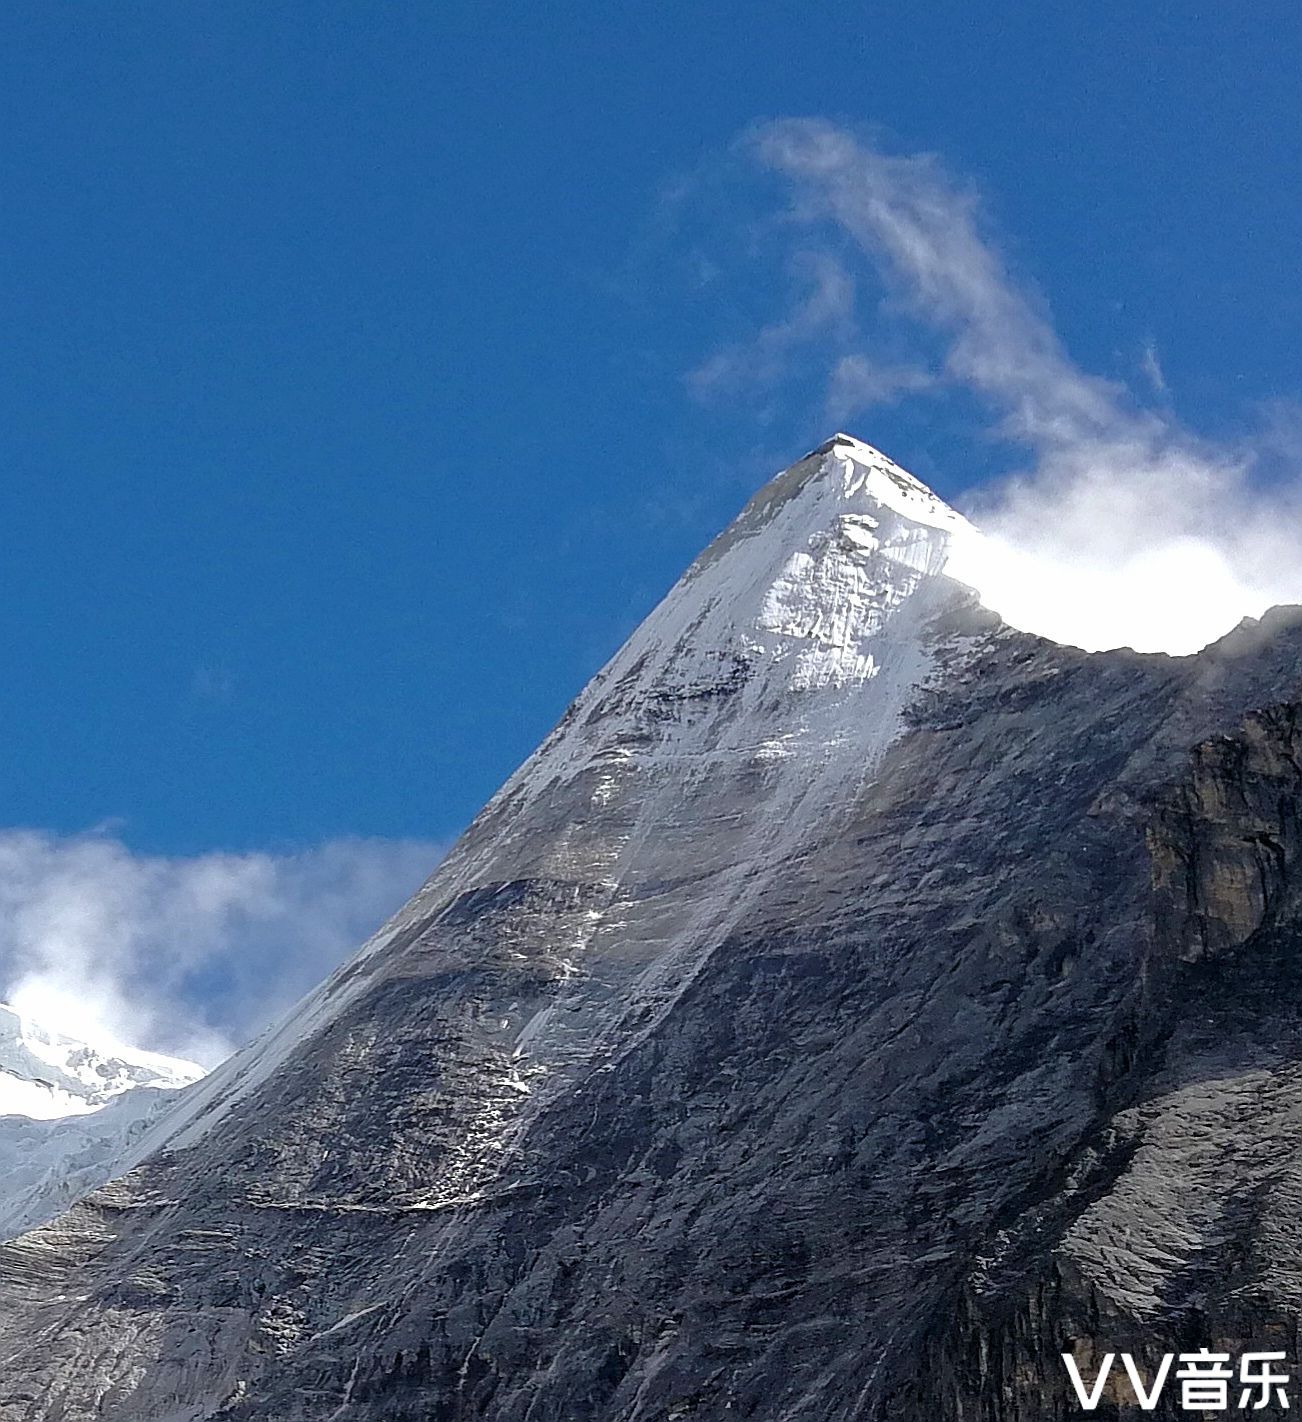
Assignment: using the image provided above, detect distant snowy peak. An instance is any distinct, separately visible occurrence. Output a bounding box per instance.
[0,1003,204,1241]
[0,1001,202,1122]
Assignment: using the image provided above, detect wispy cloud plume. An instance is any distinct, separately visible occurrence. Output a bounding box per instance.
[1140,341,1168,399]
[702,118,1302,654]
[825,353,933,424]
[0,830,442,1065]
[754,120,1124,450]
[686,251,858,400]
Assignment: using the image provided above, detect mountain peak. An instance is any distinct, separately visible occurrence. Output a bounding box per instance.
[809,430,883,458]
[124,437,994,1165]
[504,433,984,804]
[12,437,1302,1420]
[722,432,969,568]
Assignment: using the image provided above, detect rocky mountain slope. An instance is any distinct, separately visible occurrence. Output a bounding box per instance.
[0,434,1301,1419]
[0,1002,201,1241]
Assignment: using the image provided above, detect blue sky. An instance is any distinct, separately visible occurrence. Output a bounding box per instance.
[2,1,1301,1055]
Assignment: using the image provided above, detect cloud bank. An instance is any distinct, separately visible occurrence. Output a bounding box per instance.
[705,119,1302,655]
[0,831,441,1066]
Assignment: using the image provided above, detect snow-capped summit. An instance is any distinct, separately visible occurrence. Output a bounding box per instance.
[0,1002,203,1240]
[511,430,981,777]
[470,430,987,847]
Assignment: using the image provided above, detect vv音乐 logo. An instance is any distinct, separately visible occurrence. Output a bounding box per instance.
[1062,1349,1291,1411]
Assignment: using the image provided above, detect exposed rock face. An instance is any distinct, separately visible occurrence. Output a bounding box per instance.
[904,693,1302,1421]
[1,436,1302,1420]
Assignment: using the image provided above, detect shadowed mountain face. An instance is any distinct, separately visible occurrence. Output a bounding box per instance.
[2,436,1302,1420]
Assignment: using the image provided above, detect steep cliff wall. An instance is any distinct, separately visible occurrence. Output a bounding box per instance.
[899,691,1302,1420]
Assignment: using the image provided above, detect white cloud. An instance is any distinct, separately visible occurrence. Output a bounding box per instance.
[753,120,1123,449]
[686,250,858,399]
[739,119,1302,654]
[824,353,933,423]
[1140,341,1169,398]
[0,830,442,1066]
